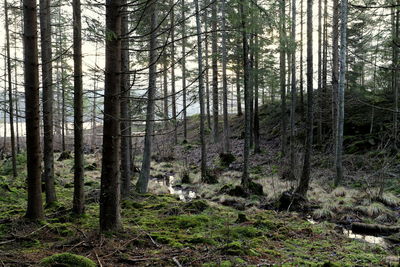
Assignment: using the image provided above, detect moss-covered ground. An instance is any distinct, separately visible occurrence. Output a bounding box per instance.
[0,153,395,266]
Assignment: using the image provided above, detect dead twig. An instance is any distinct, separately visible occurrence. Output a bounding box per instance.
[94,251,103,267]
[172,256,183,267]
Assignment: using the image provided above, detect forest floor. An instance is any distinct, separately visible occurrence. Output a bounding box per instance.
[1,108,400,266]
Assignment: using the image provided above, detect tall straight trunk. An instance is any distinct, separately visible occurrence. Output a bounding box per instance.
[40,0,56,204]
[300,0,304,120]
[91,44,98,150]
[221,0,230,153]
[236,50,243,116]
[204,1,211,129]
[317,0,322,144]
[137,2,157,193]
[295,0,313,198]
[170,0,177,144]
[322,0,328,137]
[13,29,20,153]
[72,0,85,215]
[254,34,260,153]
[61,64,66,151]
[332,0,339,140]
[24,0,43,220]
[280,0,287,156]
[335,0,348,186]
[289,0,296,176]
[181,0,187,140]
[163,54,168,120]
[240,0,251,189]
[100,0,122,231]
[194,0,207,181]
[249,35,254,149]
[393,4,399,149]
[120,0,131,198]
[3,58,6,151]
[4,0,17,178]
[211,0,219,143]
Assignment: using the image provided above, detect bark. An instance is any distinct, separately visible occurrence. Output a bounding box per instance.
[240,0,251,189]
[317,0,322,144]
[221,0,230,154]
[120,0,131,198]
[136,2,157,193]
[194,0,208,181]
[254,34,260,154]
[39,0,56,204]
[280,0,287,156]
[393,3,399,149]
[236,62,243,116]
[163,53,168,121]
[72,0,85,215]
[170,0,177,144]
[100,0,122,231]
[4,0,17,178]
[300,0,304,120]
[295,0,313,198]
[211,0,219,143]
[91,44,98,150]
[24,0,44,220]
[332,0,339,140]
[334,0,347,186]
[289,0,296,177]
[204,1,211,129]
[181,0,187,141]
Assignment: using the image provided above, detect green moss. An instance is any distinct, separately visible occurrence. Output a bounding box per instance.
[221,241,247,255]
[40,253,96,267]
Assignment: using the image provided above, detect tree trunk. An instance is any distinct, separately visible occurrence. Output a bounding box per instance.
[120,0,131,198]
[332,0,339,142]
[39,0,56,204]
[24,0,44,220]
[317,0,322,144]
[163,53,168,121]
[221,0,230,154]
[236,52,243,116]
[240,0,251,189]
[137,2,157,193]
[181,0,187,141]
[194,0,208,182]
[211,0,219,143]
[393,3,399,149]
[295,0,314,198]
[100,0,122,231]
[170,0,177,144]
[289,0,297,178]
[280,0,287,156]
[334,0,348,186]
[72,0,85,215]
[300,0,304,120]
[254,33,260,154]
[4,0,17,178]
[204,1,211,130]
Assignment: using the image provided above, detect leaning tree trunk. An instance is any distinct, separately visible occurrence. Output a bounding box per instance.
[295,0,314,198]
[334,0,348,186]
[72,0,85,215]
[221,0,230,154]
[137,1,157,193]
[120,0,132,198]
[24,0,44,220]
[100,0,122,231]
[4,0,17,178]
[39,0,57,204]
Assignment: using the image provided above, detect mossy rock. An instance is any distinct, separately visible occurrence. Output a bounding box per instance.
[183,200,209,214]
[40,253,96,267]
[57,151,72,161]
[248,181,263,196]
[219,184,249,198]
[219,153,236,167]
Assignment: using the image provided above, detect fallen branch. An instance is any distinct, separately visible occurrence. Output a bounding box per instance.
[351,222,400,236]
